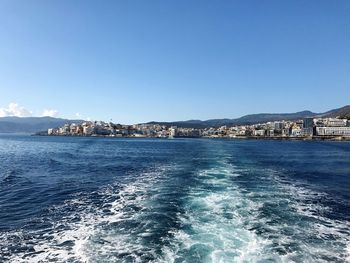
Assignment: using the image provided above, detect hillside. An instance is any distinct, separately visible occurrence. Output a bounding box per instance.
[0,117,83,133]
[321,105,350,119]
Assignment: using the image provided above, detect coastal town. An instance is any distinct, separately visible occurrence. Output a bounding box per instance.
[45,117,350,140]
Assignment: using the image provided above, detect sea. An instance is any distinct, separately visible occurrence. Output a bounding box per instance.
[0,134,349,263]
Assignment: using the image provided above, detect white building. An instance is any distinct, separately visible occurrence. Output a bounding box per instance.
[83,126,94,135]
[266,129,274,137]
[316,127,350,136]
[291,128,302,137]
[59,125,70,135]
[169,126,177,137]
[48,128,58,135]
[254,130,265,136]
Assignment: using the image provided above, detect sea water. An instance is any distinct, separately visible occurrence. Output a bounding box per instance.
[0,135,349,262]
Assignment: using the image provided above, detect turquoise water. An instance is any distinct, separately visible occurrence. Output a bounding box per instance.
[0,135,349,262]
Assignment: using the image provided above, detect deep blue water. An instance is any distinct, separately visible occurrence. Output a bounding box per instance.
[0,134,349,262]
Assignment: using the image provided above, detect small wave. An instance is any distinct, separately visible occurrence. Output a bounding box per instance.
[0,169,32,188]
[1,170,21,184]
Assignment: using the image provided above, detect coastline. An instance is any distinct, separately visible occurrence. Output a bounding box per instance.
[34,134,350,141]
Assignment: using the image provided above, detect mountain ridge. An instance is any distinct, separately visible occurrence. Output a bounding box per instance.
[145,105,350,128]
[0,116,83,133]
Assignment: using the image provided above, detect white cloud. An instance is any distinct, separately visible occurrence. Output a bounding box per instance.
[75,112,82,118]
[0,103,33,117]
[42,109,59,118]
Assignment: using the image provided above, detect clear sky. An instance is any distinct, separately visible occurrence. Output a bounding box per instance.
[0,0,349,123]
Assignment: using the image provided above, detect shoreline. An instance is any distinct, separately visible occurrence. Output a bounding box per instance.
[34,134,350,141]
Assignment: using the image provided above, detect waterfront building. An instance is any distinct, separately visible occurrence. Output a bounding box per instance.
[266,129,274,137]
[59,124,70,135]
[282,129,289,137]
[316,127,350,136]
[83,126,94,135]
[254,130,265,136]
[47,128,58,135]
[169,126,177,137]
[291,128,302,137]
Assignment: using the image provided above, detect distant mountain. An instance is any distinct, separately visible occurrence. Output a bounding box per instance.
[146,105,350,128]
[0,117,83,133]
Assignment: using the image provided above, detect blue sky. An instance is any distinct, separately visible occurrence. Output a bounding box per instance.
[0,1,349,123]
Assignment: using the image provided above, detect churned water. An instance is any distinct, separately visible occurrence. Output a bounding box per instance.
[0,134,349,262]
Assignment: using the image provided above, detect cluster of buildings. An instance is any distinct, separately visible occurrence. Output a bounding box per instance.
[47,121,200,138]
[204,117,350,138]
[47,117,350,139]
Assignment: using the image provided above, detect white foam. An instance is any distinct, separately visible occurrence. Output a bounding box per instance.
[346,242,350,262]
[3,164,174,263]
[159,161,271,263]
[253,168,350,262]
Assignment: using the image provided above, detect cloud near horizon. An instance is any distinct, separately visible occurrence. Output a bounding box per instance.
[0,103,60,118]
[0,103,33,117]
[42,109,59,118]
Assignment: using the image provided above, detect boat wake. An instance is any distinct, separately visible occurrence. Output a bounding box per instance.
[1,155,349,262]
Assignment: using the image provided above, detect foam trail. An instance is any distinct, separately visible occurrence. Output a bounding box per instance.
[159,160,272,262]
